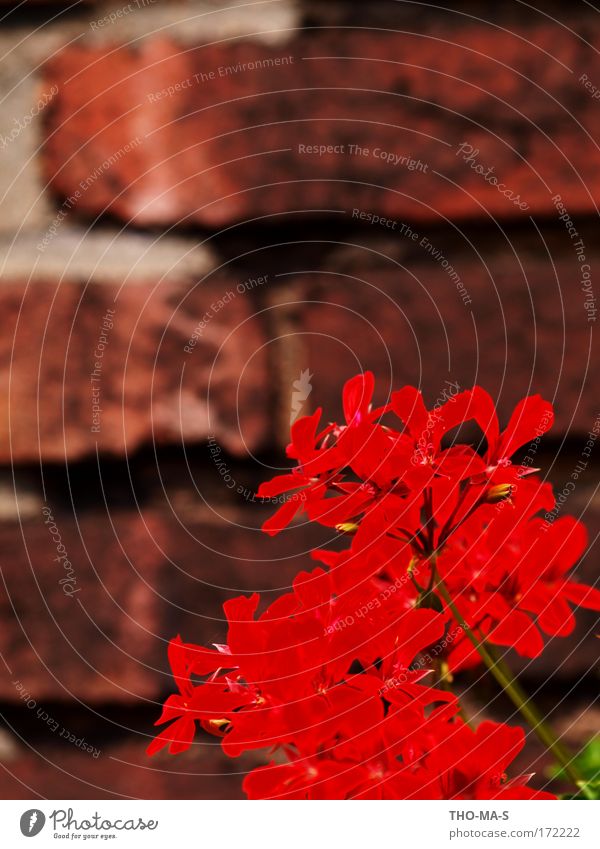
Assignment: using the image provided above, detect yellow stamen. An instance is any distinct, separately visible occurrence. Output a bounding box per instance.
[335,522,359,535]
[486,483,513,503]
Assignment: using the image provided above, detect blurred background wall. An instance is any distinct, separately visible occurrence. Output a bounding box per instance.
[0,0,599,798]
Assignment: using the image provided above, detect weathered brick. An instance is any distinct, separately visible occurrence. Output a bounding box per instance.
[0,504,320,702]
[0,738,257,800]
[0,276,269,462]
[0,510,167,703]
[275,236,600,439]
[0,1,299,234]
[42,26,600,226]
[0,229,217,282]
[0,700,596,799]
[0,453,597,705]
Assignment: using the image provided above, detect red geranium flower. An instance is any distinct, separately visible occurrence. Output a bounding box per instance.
[149,373,590,801]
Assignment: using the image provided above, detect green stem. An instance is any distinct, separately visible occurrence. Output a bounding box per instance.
[433,568,594,799]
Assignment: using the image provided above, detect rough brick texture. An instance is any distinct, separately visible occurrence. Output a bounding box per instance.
[285,240,600,439]
[0,278,269,462]
[0,738,257,800]
[0,453,598,705]
[0,505,328,702]
[2,222,598,464]
[42,29,600,227]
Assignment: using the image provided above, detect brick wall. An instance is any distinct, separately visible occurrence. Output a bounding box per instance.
[0,0,598,798]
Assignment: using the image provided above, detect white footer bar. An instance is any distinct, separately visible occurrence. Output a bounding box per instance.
[1,800,597,848]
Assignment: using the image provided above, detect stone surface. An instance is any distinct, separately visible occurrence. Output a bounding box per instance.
[41,26,600,227]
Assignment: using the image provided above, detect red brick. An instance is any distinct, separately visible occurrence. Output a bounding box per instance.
[42,28,600,226]
[1,707,595,799]
[0,279,268,463]
[0,511,166,703]
[0,507,320,702]
[0,739,256,800]
[0,467,597,705]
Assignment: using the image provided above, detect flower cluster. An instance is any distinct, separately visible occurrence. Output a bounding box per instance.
[148,373,600,799]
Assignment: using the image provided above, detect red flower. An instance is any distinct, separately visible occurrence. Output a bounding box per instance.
[150,373,586,801]
[427,721,555,800]
[146,636,243,756]
[436,482,600,669]
[257,409,342,535]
